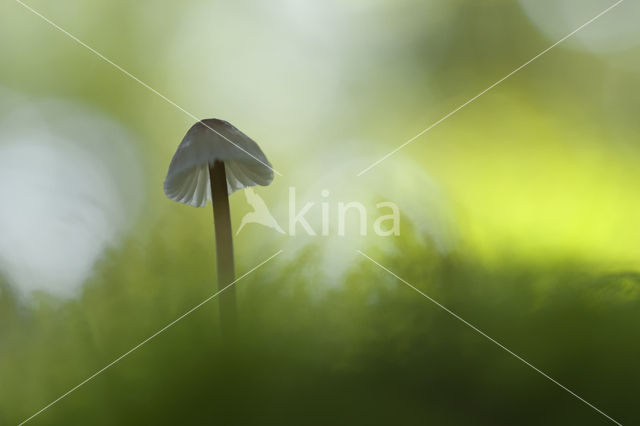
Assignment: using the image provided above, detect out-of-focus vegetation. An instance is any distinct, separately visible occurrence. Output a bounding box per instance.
[1,0,639,424]
[2,234,639,425]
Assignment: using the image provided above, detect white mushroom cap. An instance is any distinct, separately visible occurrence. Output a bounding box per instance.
[164,119,274,207]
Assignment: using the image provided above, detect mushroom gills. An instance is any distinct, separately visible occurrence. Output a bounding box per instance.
[165,160,272,208]
[165,163,210,207]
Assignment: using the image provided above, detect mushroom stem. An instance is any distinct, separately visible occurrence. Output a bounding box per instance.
[209,160,236,335]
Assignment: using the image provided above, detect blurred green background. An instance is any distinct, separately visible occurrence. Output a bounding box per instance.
[1,0,639,424]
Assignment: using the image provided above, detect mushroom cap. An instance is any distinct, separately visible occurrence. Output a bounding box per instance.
[164,119,274,207]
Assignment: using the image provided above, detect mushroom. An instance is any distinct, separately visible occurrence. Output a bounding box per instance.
[164,118,275,333]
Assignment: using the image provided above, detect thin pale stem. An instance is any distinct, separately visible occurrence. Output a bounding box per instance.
[209,160,236,335]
